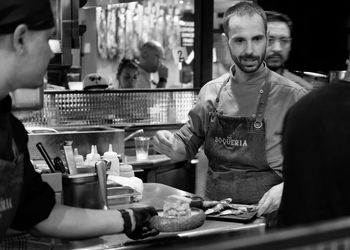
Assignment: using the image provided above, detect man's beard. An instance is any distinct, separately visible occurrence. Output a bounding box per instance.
[265,53,284,72]
[232,54,264,73]
[227,44,265,73]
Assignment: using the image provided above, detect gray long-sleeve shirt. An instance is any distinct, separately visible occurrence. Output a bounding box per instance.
[175,64,307,177]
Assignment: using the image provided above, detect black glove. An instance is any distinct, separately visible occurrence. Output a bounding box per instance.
[120,206,159,240]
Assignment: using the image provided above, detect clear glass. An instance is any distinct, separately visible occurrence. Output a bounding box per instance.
[134,136,150,161]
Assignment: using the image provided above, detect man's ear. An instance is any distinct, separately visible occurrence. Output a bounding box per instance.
[12,24,28,54]
[222,32,231,51]
[222,33,228,44]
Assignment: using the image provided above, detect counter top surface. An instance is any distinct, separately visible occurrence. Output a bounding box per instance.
[125,154,172,167]
[31,183,266,249]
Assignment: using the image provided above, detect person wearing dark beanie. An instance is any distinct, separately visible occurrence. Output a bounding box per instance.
[0,0,158,245]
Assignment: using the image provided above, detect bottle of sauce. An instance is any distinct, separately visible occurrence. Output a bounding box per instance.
[85,145,100,168]
[74,148,84,168]
[103,144,120,176]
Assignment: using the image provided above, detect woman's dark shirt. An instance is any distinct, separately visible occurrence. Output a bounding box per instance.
[0,95,55,231]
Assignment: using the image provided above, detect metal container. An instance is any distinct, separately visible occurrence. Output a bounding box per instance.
[62,171,138,209]
[62,173,104,209]
[27,127,124,161]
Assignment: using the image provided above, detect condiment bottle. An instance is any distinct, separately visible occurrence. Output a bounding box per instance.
[93,145,101,161]
[74,148,84,168]
[119,163,134,178]
[103,144,120,176]
[85,145,94,163]
[85,145,100,168]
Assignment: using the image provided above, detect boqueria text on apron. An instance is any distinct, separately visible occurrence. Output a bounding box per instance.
[204,73,282,204]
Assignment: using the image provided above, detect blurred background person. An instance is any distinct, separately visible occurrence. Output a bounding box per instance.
[265,11,313,91]
[135,41,168,88]
[116,58,139,89]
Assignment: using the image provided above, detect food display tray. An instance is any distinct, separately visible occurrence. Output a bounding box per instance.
[206,210,257,223]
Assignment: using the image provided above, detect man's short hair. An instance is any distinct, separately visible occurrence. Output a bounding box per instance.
[117,58,138,79]
[223,1,267,37]
[266,11,293,34]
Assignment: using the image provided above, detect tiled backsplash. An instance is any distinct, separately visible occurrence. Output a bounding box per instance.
[15,89,198,128]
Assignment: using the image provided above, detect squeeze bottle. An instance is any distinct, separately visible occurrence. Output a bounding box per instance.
[85,145,100,168]
[103,144,120,176]
[74,148,84,168]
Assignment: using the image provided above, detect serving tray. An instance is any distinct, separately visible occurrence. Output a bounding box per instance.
[206,210,257,222]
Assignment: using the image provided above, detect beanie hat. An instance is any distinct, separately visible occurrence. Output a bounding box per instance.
[0,0,54,35]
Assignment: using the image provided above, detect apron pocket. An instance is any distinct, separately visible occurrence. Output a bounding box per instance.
[205,168,281,204]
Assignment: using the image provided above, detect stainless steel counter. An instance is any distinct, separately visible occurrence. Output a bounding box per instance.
[31,183,266,249]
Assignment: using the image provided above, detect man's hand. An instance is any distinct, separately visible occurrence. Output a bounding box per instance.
[157,64,168,88]
[257,182,284,216]
[152,130,186,161]
[158,63,168,80]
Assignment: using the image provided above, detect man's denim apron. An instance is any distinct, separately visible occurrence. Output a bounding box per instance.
[204,73,282,204]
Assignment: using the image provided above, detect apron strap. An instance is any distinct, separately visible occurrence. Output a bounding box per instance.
[253,73,272,129]
[213,72,272,129]
[214,76,230,109]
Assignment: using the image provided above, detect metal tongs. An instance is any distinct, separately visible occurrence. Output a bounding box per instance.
[95,159,112,210]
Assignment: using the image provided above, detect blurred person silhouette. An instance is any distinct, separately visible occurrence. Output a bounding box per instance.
[116,58,139,88]
[135,40,168,88]
[0,0,158,245]
[277,59,350,228]
[265,11,313,91]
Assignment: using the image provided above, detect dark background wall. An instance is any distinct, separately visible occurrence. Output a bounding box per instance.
[258,0,350,74]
